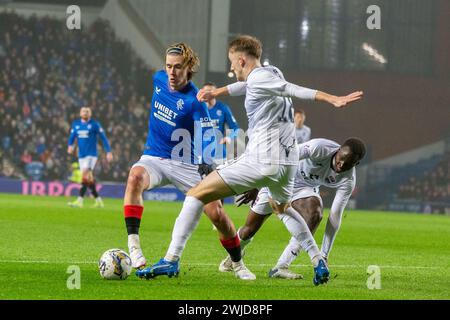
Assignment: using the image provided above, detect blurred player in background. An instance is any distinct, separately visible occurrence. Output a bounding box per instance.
[226,138,366,279]
[201,82,240,231]
[140,35,363,284]
[125,43,250,279]
[67,106,113,208]
[294,109,311,144]
[201,82,240,167]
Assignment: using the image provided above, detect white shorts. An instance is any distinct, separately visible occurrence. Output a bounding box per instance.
[217,154,297,205]
[79,156,98,171]
[213,158,228,167]
[132,155,202,193]
[251,186,323,216]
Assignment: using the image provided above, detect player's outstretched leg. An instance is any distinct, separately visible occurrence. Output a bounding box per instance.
[139,172,255,280]
[219,210,268,274]
[219,228,252,273]
[136,258,180,279]
[136,195,204,279]
[124,167,149,269]
[268,237,303,279]
[277,206,329,285]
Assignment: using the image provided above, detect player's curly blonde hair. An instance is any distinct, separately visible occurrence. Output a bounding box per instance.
[166,42,200,80]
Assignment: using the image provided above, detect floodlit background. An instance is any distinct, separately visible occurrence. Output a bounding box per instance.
[0,0,449,213]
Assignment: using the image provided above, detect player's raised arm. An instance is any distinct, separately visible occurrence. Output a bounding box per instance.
[315,90,364,108]
[250,69,363,109]
[197,81,247,102]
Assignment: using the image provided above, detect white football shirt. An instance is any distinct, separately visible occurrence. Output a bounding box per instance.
[295,138,356,226]
[227,66,317,165]
[295,125,311,144]
[296,138,355,192]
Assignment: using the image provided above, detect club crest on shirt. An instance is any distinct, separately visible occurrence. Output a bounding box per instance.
[216,110,222,116]
[87,124,92,130]
[177,99,184,110]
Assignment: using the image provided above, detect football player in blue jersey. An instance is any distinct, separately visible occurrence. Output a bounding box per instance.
[201,82,240,231]
[201,82,240,167]
[67,106,113,208]
[125,43,251,279]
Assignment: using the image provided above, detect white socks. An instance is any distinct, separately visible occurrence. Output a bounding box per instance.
[276,207,343,267]
[165,196,204,262]
[128,234,141,250]
[275,236,302,269]
[278,207,321,266]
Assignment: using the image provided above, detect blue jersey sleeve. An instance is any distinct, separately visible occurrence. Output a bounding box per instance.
[68,122,77,146]
[192,100,215,165]
[95,121,111,153]
[223,104,240,139]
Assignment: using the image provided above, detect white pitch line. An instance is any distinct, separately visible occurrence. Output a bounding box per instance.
[0,260,444,270]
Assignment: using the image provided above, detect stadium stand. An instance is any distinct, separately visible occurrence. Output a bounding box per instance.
[0,12,152,182]
[396,153,449,203]
[360,151,449,213]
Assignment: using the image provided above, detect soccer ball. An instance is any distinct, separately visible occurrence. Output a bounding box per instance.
[98,248,132,280]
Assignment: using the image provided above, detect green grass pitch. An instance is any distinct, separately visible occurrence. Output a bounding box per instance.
[0,193,449,300]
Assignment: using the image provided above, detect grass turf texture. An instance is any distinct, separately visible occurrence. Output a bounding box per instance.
[0,193,449,300]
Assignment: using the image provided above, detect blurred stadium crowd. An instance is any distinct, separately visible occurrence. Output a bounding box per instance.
[396,153,449,203]
[0,12,448,213]
[0,12,152,182]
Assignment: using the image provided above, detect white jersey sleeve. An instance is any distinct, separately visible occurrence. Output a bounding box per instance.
[330,178,355,219]
[321,177,355,258]
[227,81,247,96]
[249,67,317,100]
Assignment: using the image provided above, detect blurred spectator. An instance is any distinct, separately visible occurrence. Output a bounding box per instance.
[396,153,450,203]
[68,162,82,184]
[0,13,153,182]
[25,161,44,181]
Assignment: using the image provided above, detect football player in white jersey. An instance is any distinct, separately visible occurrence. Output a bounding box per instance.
[294,109,311,144]
[138,35,363,284]
[220,138,366,280]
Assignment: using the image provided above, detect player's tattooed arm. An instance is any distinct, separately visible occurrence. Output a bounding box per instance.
[315,90,364,108]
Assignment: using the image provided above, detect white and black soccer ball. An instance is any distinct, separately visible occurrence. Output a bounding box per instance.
[98,248,132,280]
